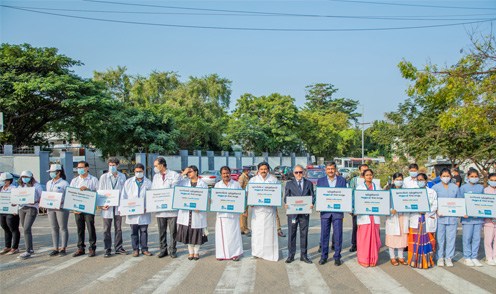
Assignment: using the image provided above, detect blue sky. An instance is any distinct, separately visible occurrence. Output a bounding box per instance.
[1,0,495,124]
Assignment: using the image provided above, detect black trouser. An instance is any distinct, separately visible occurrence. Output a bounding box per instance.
[75,213,96,251]
[351,215,358,248]
[287,214,309,257]
[0,214,20,249]
[157,217,177,253]
[103,215,123,251]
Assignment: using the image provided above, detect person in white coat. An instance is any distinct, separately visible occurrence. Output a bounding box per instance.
[408,173,437,269]
[122,163,153,257]
[214,166,244,261]
[152,157,181,259]
[385,173,409,266]
[403,163,420,189]
[249,162,280,262]
[98,157,127,257]
[176,165,209,260]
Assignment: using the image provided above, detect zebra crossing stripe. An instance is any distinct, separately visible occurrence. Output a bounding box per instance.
[20,256,88,285]
[282,250,332,294]
[453,251,496,279]
[214,251,256,293]
[413,266,491,294]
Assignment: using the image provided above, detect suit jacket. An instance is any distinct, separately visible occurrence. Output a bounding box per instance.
[284,178,315,217]
[317,175,347,219]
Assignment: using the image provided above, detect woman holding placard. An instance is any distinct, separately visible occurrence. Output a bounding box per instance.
[176,165,208,260]
[459,169,485,267]
[44,164,70,257]
[0,172,20,255]
[385,173,409,266]
[483,173,496,266]
[407,173,437,269]
[356,169,382,267]
[16,170,43,260]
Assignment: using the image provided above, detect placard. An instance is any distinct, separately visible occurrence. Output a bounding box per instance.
[354,190,391,215]
[390,188,430,213]
[40,191,63,209]
[246,183,283,207]
[209,188,246,214]
[0,192,18,214]
[120,198,145,215]
[464,193,496,218]
[315,187,353,212]
[172,186,209,211]
[438,198,466,217]
[286,196,312,214]
[10,187,35,205]
[63,187,97,215]
[96,189,120,207]
[146,188,175,213]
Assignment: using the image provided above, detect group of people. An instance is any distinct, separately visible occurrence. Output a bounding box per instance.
[0,159,495,270]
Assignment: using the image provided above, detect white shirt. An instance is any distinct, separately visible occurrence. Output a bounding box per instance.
[98,172,127,218]
[403,176,419,189]
[152,169,181,218]
[327,176,337,188]
[46,178,70,203]
[70,174,99,191]
[215,179,243,219]
[121,176,152,225]
[1,185,13,192]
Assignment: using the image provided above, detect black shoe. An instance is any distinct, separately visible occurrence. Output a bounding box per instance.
[300,256,313,264]
[49,250,59,257]
[104,250,111,258]
[188,256,193,260]
[59,249,66,256]
[318,245,322,253]
[246,232,251,237]
[158,250,169,258]
[73,249,85,257]
[170,251,177,258]
[115,248,128,255]
[88,250,96,257]
[318,258,327,265]
[331,244,335,251]
[193,256,199,260]
[285,256,295,263]
[335,259,342,266]
[349,246,357,252]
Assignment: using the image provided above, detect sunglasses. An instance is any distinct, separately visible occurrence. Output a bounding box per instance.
[294,171,303,174]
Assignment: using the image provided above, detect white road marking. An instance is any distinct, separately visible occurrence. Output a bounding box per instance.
[19,256,88,285]
[453,251,496,279]
[214,251,257,294]
[414,266,490,294]
[0,247,52,271]
[282,250,331,294]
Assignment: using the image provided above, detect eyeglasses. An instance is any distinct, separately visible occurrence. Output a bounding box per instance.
[294,171,303,174]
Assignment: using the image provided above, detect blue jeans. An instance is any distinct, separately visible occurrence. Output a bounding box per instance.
[462,223,482,259]
[436,223,457,259]
[131,224,148,252]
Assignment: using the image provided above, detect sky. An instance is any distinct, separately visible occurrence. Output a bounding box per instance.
[1,0,495,125]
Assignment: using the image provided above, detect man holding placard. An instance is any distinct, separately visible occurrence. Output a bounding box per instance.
[317,161,347,266]
[152,157,181,259]
[284,164,314,264]
[71,161,99,258]
[98,157,127,258]
[122,163,153,257]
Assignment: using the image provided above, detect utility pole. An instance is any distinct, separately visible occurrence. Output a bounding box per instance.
[359,104,371,164]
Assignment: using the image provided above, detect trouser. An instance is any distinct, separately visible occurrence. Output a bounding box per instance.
[75,213,96,251]
[351,215,358,248]
[188,244,201,254]
[103,215,123,251]
[436,223,457,259]
[484,225,496,260]
[19,207,37,252]
[0,214,20,249]
[321,216,343,260]
[240,206,250,233]
[131,224,148,252]
[462,223,483,259]
[47,209,69,249]
[287,214,309,257]
[157,217,177,253]
[389,247,404,258]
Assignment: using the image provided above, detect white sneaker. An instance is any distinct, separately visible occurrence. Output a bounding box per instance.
[486,258,496,266]
[472,259,483,267]
[17,252,31,260]
[464,258,474,267]
[437,258,445,267]
[445,258,454,267]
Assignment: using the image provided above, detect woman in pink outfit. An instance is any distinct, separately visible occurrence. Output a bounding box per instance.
[483,173,496,266]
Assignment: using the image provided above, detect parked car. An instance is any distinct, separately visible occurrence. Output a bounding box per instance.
[273,166,294,181]
[230,169,242,181]
[199,170,222,186]
[338,168,350,179]
[305,167,325,187]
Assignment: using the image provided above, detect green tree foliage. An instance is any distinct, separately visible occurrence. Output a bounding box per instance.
[304,83,360,122]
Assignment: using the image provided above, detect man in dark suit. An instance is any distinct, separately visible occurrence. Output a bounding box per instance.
[284,164,315,264]
[317,161,346,266]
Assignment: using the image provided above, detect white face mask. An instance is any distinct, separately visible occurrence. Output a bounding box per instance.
[468,178,479,184]
[154,167,160,174]
[441,177,451,184]
[135,172,144,179]
[417,181,426,188]
[394,180,403,187]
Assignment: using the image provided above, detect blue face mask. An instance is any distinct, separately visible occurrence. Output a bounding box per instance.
[109,166,117,173]
[50,172,57,179]
[409,171,418,178]
[394,180,403,187]
[22,177,31,184]
[417,181,426,188]
[468,177,479,184]
[77,168,86,175]
[488,181,496,187]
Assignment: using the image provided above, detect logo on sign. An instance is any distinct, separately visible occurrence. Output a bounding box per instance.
[334,204,341,209]
[372,207,379,212]
[185,202,197,208]
[264,199,271,204]
[162,204,167,209]
[227,205,234,210]
[411,204,418,210]
[79,204,85,210]
[2,207,7,211]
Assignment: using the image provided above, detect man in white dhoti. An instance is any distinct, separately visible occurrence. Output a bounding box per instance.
[248,162,280,261]
[214,166,244,261]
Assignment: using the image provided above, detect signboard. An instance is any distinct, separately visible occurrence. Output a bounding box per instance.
[246,183,283,207]
[354,190,391,215]
[315,187,353,212]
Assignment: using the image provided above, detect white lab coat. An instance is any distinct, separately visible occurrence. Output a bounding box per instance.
[356,183,382,226]
[385,210,410,236]
[409,187,438,233]
[176,179,208,229]
[249,174,279,261]
[98,172,126,219]
[121,176,152,225]
[151,169,181,218]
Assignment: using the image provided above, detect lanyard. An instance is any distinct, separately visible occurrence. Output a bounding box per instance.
[110,174,118,190]
[135,179,143,197]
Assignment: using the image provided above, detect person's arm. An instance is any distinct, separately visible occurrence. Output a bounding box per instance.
[172,172,181,187]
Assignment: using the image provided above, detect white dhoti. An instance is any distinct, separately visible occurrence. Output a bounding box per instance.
[251,206,279,261]
[215,213,244,260]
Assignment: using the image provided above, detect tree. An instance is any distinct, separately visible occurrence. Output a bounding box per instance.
[304,83,360,122]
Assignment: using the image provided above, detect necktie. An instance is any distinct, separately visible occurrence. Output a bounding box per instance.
[162,173,165,181]
[299,181,303,193]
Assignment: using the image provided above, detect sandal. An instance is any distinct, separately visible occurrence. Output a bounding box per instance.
[398,258,408,265]
[390,258,399,266]
[232,257,240,262]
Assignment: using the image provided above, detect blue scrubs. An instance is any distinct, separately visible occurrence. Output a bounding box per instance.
[432,182,460,259]
[459,183,485,260]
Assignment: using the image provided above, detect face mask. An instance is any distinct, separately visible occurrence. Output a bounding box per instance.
[394,180,403,187]
[441,177,451,184]
[109,166,117,173]
[417,181,426,188]
[468,178,478,184]
[135,172,144,179]
[154,167,161,174]
[77,168,86,175]
[50,172,57,179]
[488,181,496,187]
[22,177,31,184]
[409,172,418,178]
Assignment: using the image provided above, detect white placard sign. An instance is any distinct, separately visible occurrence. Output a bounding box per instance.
[145,188,175,213]
[286,196,312,214]
[390,188,430,213]
[172,186,209,211]
[63,187,97,215]
[209,188,246,214]
[40,191,63,209]
[246,183,283,207]
[464,193,496,218]
[96,189,120,207]
[354,190,391,215]
[315,187,353,212]
[0,192,18,214]
[10,187,35,205]
[120,198,145,215]
[438,198,466,217]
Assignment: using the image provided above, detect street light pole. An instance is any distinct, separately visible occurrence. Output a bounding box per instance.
[362,104,364,164]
